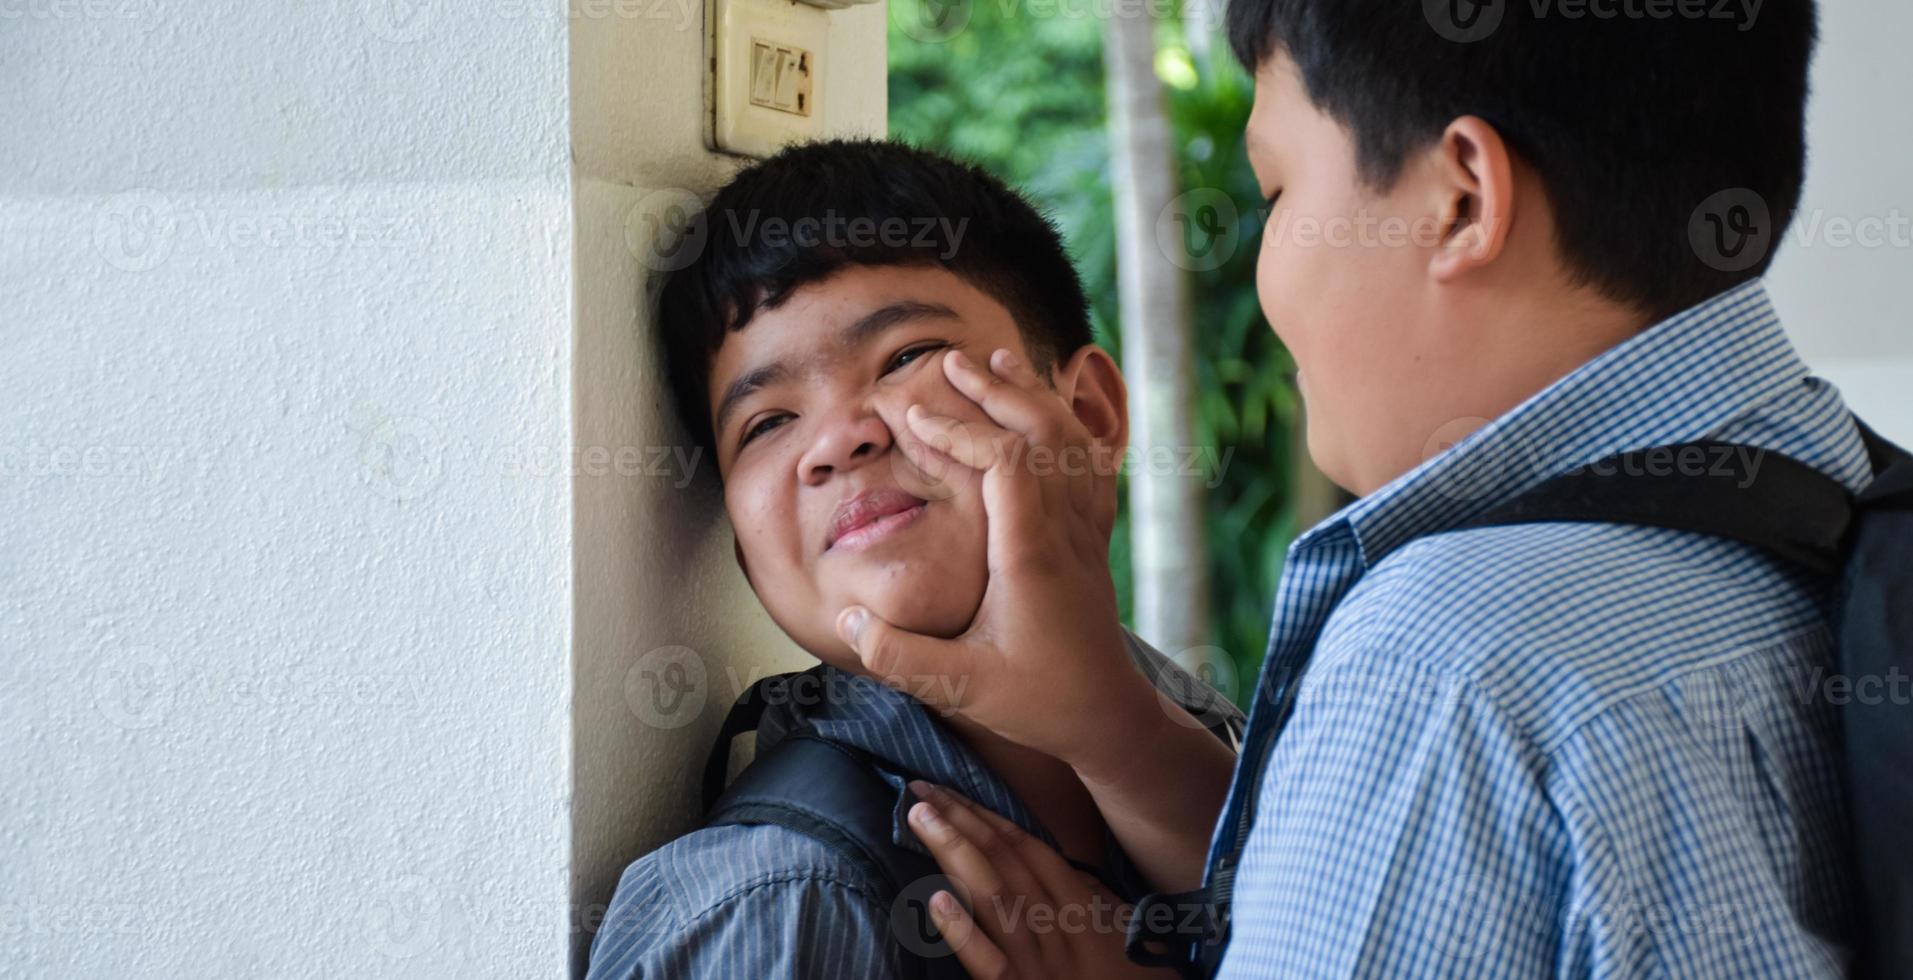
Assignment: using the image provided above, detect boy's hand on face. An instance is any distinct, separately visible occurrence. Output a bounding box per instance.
[840,345,1235,894]
[833,346,1151,776]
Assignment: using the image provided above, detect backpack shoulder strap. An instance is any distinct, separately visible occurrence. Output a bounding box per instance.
[705,732,935,893]
[700,679,964,978]
[1455,439,1854,575]
[700,669,804,813]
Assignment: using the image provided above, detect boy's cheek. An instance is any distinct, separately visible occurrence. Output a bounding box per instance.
[723,477,813,587]
[889,358,991,423]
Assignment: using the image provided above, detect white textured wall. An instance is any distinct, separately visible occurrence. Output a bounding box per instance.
[1769,0,1913,441]
[2,4,575,977]
[565,5,886,974]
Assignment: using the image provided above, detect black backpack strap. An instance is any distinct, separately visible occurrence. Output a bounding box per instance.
[706,733,934,890]
[700,670,803,813]
[1455,440,1855,575]
[702,692,964,978]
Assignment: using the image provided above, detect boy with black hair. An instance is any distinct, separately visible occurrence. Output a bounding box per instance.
[584,139,1240,979]
[850,1,1879,977]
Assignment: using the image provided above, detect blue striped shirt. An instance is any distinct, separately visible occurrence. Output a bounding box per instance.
[1210,280,1867,978]
[586,629,1241,979]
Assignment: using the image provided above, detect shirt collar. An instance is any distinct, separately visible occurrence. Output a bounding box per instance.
[1301,279,1813,570]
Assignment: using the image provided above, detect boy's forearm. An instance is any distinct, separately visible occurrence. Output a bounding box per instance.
[1071,680,1235,894]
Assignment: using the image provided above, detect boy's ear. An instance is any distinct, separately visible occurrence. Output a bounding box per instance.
[1054,344,1128,455]
[1427,115,1517,282]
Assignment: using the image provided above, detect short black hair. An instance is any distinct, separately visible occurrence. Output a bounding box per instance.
[655,138,1094,456]
[1225,0,1819,320]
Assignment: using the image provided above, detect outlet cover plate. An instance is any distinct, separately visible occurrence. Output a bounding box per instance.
[711,0,828,158]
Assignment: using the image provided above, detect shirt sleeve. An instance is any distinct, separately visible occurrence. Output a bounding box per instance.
[586,840,910,980]
[1216,644,1567,980]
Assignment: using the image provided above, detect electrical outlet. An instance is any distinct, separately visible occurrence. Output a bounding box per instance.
[711,0,829,157]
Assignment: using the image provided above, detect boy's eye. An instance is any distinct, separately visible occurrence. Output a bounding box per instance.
[885,342,947,375]
[741,413,791,446]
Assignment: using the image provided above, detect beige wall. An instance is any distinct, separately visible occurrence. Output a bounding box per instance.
[566,6,887,973]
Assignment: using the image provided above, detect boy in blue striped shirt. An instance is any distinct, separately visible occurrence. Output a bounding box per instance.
[845,1,1868,977]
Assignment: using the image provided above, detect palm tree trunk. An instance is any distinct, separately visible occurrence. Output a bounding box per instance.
[1104,9,1209,660]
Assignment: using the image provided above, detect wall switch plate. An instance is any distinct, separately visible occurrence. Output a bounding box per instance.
[710,0,828,158]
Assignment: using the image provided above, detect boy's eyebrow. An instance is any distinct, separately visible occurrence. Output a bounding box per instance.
[712,299,961,436]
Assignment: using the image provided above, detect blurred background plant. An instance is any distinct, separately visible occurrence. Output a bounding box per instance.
[890,0,1326,704]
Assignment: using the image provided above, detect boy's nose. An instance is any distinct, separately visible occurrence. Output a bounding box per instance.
[799,403,894,484]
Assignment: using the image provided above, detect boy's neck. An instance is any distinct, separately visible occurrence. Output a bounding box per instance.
[943,712,1109,869]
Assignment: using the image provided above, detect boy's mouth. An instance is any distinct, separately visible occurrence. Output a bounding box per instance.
[825,489,930,553]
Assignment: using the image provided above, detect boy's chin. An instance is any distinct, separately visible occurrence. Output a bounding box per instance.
[831,578,981,643]
[793,596,977,678]
[862,593,978,642]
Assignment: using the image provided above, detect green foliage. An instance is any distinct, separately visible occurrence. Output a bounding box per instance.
[891,5,1301,701]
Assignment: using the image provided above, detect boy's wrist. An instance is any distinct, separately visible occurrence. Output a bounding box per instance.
[1063,664,1175,787]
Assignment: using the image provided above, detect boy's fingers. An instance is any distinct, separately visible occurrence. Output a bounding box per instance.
[906,407,1015,472]
[981,347,1096,452]
[927,890,1014,980]
[988,347,1043,390]
[970,348,1107,524]
[892,430,970,503]
[909,800,1008,909]
[911,782,1049,904]
[836,606,971,708]
[957,789,1081,888]
[909,798,1046,969]
[982,461,1052,573]
[905,407,1057,561]
[943,348,1061,444]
